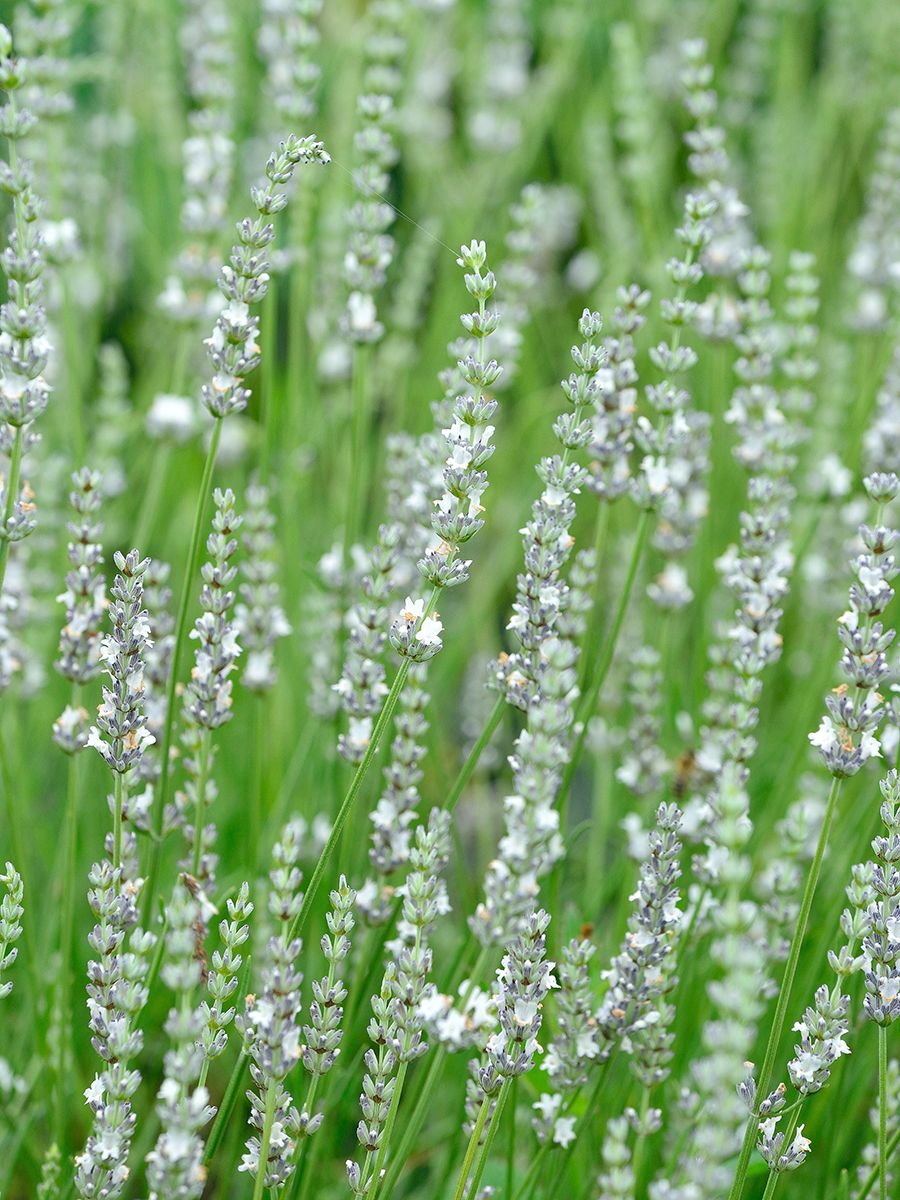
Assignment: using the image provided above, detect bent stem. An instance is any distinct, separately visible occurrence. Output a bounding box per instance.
[144,418,223,921]
[728,775,843,1200]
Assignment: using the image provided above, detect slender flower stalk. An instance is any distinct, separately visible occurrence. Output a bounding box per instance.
[0,25,51,597]
[76,554,157,1199]
[52,466,106,1142]
[288,241,501,941]
[347,811,449,1200]
[146,134,330,919]
[453,911,556,1200]
[238,824,306,1197]
[144,880,216,1200]
[729,472,899,1200]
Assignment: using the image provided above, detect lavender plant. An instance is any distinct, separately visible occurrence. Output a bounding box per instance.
[1,8,900,1200]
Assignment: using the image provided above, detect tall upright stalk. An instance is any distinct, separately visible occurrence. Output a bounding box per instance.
[143,419,222,919]
[728,775,843,1200]
[879,1025,889,1200]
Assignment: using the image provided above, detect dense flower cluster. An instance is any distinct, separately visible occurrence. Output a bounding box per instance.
[53,467,105,753]
[597,804,683,1063]
[349,812,449,1196]
[144,881,215,1200]
[75,860,156,1199]
[237,825,306,1190]
[202,134,330,421]
[0,25,51,565]
[236,482,290,693]
[341,0,407,344]
[417,241,501,593]
[259,0,323,140]
[86,550,155,775]
[808,473,898,777]
[159,0,236,326]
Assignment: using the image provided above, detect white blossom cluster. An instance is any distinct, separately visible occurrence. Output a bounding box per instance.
[235,482,291,693]
[846,106,900,332]
[348,812,449,1196]
[159,0,236,327]
[201,134,330,422]
[0,26,52,561]
[473,311,603,946]
[259,0,323,139]
[75,858,156,1199]
[342,0,408,344]
[53,467,105,753]
[808,473,898,777]
[86,550,155,775]
[144,882,215,1200]
[588,283,650,505]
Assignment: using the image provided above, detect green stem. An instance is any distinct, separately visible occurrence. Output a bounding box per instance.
[467,1080,513,1200]
[505,1079,517,1200]
[0,426,24,596]
[447,695,505,814]
[253,1081,278,1200]
[378,945,490,1198]
[561,509,651,801]
[288,654,414,943]
[368,1060,409,1200]
[631,1086,652,1191]
[859,1125,900,1200]
[344,343,370,567]
[113,771,125,870]
[578,502,611,690]
[133,443,169,554]
[728,775,843,1200]
[879,1025,889,1200]
[143,418,222,921]
[760,1168,781,1200]
[451,1089,495,1200]
[56,728,82,1148]
[512,1138,548,1200]
[191,729,212,879]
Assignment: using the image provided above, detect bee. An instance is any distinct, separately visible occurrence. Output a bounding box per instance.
[672,748,697,800]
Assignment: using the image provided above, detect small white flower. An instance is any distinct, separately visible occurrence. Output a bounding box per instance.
[791,1124,811,1156]
[146,393,196,442]
[416,615,443,647]
[808,717,837,751]
[552,1116,577,1148]
[400,596,425,623]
